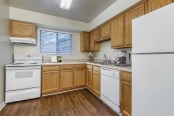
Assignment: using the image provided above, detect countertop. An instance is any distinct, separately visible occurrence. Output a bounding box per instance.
[42,62,132,72]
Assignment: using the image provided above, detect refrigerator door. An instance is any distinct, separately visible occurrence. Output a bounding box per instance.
[132,3,174,54]
[132,54,174,116]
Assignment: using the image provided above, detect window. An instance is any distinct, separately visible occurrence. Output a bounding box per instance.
[40,30,72,55]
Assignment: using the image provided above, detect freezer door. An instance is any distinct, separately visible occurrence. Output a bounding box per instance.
[132,54,174,116]
[132,3,174,54]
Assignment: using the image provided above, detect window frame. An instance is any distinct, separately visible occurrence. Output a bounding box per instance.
[39,28,73,55]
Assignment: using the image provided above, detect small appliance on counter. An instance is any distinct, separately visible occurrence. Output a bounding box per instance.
[115,50,131,67]
[5,54,42,103]
[51,56,62,63]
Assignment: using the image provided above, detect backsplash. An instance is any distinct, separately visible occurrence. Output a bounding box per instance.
[93,40,132,62]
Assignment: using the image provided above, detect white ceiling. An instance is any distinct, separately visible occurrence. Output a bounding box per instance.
[9,0,116,23]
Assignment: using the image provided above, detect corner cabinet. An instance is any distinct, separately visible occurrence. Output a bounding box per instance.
[147,0,173,12]
[42,66,60,94]
[80,32,90,52]
[90,30,100,52]
[121,71,132,116]
[11,20,36,38]
[74,64,86,87]
[60,65,74,90]
[92,66,101,97]
[125,3,146,46]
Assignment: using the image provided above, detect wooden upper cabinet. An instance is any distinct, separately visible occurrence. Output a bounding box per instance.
[111,14,124,48]
[74,64,86,87]
[94,27,101,42]
[92,66,101,96]
[148,0,173,12]
[11,20,36,38]
[125,3,146,46]
[60,65,74,90]
[90,30,100,52]
[80,32,90,52]
[121,71,132,116]
[101,21,111,40]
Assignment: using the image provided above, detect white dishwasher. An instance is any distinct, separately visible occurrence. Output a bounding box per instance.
[101,67,120,114]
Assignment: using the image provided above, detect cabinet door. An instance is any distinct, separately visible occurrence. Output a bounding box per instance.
[60,69,74,90]
[92,70,100,96]
[148,0,173,12]
[80,32,89,52]
[111,14,124,48]
[94,27,101,41]
[121,72,132,116]
[11,20,35,38]
[42,71,59,94]
[101,21,111,39]
[74,67,86,87]
[90,31,100,52]
[125,3,145,46]
[86,69,93,89]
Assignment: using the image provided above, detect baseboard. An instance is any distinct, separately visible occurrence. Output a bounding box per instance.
[0,102,6,112]
[42,87,87,97]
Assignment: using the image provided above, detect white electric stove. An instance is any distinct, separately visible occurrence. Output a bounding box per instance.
[5,55,42,103]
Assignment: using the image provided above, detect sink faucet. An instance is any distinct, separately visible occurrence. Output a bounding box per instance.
[103,54,111,64]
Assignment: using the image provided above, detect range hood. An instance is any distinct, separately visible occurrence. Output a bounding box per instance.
[10,37,36,45]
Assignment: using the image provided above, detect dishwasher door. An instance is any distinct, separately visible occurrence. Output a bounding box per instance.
[101,73,120,105]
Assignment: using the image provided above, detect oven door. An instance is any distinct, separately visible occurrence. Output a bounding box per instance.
[6,67,41,91]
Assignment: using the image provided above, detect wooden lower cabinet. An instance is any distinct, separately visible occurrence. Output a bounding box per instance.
[92,66,101,96]
[121,71,132,116]
[74,65,86,87]
[60,65,74,90]
[86,65,93,89]
[42,71,60,94]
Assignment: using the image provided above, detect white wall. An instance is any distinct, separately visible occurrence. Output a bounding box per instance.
[9,7,89,32]
[89,0,141,30]
[9,0,141,32]
[94,41,131,61]
[14,30,88,61]
[12,0,141,63]
[0,0,13,104]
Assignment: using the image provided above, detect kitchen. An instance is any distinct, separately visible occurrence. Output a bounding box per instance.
[0,0,174,116]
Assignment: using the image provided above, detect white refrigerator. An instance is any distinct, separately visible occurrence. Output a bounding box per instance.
[132,3,174,116]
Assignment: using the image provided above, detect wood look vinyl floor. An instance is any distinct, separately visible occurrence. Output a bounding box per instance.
[0,89,118,116]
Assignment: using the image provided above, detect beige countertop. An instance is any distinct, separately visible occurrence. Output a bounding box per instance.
[42,62,132,72]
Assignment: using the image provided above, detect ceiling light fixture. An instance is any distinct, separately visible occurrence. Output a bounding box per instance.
[60,0,73,10]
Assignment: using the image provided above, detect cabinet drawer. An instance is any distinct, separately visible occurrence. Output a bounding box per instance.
[121,71,132,83]
[75,64,86,69]
[93,66,100,73]
[42,65,60,72]
[87,65,92,70]
[61,65,74,70]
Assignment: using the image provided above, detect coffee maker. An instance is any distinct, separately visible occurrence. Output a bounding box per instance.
[115,50,131,66]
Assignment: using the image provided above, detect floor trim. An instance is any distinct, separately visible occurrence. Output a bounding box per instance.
[42,87,87,97]
[0,102,6,112]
